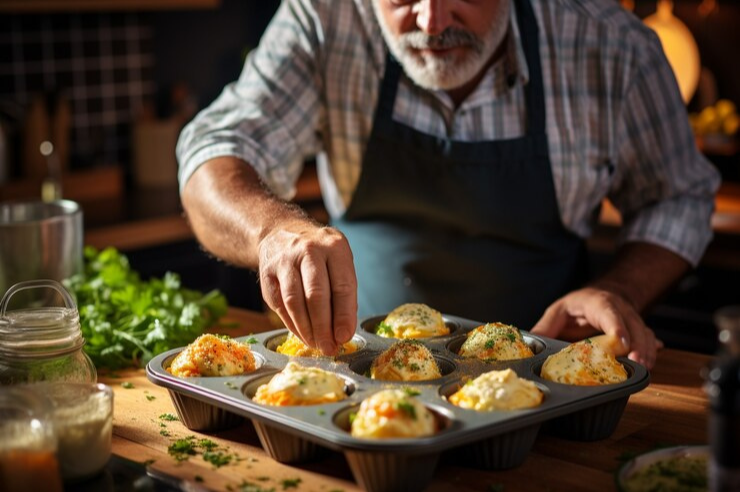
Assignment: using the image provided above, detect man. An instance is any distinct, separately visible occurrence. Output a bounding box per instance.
[177,0,720,369]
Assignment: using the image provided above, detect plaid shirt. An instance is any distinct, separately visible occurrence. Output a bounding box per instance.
[177,0,720,266]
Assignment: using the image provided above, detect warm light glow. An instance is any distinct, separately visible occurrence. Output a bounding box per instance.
[643,0,701,103]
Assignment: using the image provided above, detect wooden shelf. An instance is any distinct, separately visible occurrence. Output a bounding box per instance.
[0,0,220,12]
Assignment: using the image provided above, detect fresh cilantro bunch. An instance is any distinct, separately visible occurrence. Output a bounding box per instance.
[63,246,228,370]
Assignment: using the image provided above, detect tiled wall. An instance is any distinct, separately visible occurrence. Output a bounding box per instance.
[0,12,155,173]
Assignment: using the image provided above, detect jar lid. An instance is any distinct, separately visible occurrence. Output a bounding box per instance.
[0,280,85,359]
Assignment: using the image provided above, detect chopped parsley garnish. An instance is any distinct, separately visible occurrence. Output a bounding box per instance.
[245,336,259,344]
[506,332,517,343]
[159,429,171,437]
[281,478,302,489]
[168,438,197,461]
[392,359,404,369]
[409,363,420,372]
[348,412,357,424]
[159,413,179,421]
[236,480,276,492]
[225,381,239,390]
[376,322,394,336]
[318,409,326,416]
[121,382,134,389]
[396,400,417,420]
[403,387,421,397]
[203,451,232,468]
[146,395,156,401]
[198,439,218,451]
[484,339,495,349]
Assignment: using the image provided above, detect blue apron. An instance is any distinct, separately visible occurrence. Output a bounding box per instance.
[332,0,588,329]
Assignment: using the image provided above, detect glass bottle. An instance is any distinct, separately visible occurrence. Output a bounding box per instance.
[0,280,96,385]
[707,305,740,492]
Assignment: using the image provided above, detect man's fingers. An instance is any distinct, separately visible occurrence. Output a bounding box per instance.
[300,255,336,355]
[260,273,298,335]
[327,247,357,345]
[277,269,314,348]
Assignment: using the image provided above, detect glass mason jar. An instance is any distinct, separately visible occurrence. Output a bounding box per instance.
[0,280,96,386]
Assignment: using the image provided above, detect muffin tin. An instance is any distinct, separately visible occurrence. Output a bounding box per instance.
[147,314,650,492]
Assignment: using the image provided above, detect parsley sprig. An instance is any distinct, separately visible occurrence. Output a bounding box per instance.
[64,246,228,369]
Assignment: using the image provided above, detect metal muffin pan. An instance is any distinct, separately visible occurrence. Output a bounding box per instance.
[147,314,649,492]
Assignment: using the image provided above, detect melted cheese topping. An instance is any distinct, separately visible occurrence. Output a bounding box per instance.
[275,332,359,358]
[541,339,629,386]
[168,334,256,377]
[370,340,441,381]
[448,369,543,411]
[252,362,347,406]
[376,303,449,339]
[458,323,534,362]
[350,389,436,439]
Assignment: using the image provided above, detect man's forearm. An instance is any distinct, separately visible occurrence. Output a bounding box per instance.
[589,241,692,313]
[181,156,314,269]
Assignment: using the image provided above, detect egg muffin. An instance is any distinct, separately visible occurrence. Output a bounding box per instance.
[370,340,441,382]
[275,332,359,357]
[168,334,256,377]
[458,323,534,362]
[448,369,543,411]
[541,338,628,386]
[350,389,436,439]
[252,362,347,406]
[376,303,449,339]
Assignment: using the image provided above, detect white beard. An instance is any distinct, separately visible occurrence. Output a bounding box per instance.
[372,0,511,91]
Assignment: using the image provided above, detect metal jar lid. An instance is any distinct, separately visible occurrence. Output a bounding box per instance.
[0,280,85,359]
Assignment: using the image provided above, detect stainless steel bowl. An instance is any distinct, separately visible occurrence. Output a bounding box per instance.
[0,200,83,299]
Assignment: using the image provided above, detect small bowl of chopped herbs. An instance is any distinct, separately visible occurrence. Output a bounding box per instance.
[616,445,709,492]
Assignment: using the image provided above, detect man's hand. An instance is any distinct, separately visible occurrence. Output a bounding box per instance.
[258,221,358,356]
[530,287,663,369]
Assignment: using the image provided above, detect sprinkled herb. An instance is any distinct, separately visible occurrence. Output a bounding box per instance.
[409,363,420,372]
[198,439,218,451]
[506,332,516,343]
[168,438,197,461]
[585,338,592,344]
[146,395,156,401]
[297,377,307,385]
[318,409,326,416]
[257,477,270,482]
[376,322,394,336]
[245,336,259,344]
[281,478,302,489]
[485,339,495,349]
[121,382,135,389]
[159,429,171,437]
[236,480,276,492]
[159,413,179,421]
[392,359,404,369]
[203,451,232,468]
[396,401,417,420]
[403,388,421,397]
[348,412,357,424]
[225,381,239,390]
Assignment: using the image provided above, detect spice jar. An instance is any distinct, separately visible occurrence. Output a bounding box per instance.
[0,385,64,492]
[0,279,96,385]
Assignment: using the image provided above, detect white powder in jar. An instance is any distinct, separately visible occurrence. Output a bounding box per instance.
[45,383,113,481]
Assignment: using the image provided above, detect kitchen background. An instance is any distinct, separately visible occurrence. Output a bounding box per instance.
[0,0,738,353]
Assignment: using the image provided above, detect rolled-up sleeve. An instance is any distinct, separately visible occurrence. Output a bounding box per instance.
[176,0,325,200]
[609,32,721,266]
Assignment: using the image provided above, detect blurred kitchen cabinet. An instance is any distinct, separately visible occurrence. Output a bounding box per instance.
[0,0,219,12]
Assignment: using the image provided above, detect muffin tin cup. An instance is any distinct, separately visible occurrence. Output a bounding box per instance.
[147,313,650,491]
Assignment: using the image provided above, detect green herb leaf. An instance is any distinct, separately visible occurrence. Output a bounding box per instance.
[63,246,228,370]
[281,478,302,489]
[121,382,134,389]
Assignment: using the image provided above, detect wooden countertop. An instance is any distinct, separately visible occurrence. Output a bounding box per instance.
[100,307,712,492]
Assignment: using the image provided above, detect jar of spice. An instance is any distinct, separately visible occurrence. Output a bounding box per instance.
[0,279,96,385]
